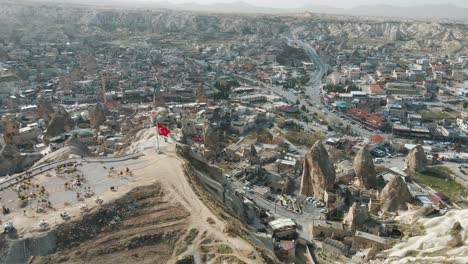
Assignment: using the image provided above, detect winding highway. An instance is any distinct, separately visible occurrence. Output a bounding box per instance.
[285,36,373,138]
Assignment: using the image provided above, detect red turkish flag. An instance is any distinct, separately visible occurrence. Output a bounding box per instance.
[157,124,170,137]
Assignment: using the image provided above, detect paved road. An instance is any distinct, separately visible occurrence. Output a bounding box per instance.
[229,176,323,241]
[237,37,375,139]
[287,36,375,138]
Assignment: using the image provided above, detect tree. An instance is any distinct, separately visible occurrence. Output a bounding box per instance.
[301,105,307,112]
[277,117,286,128]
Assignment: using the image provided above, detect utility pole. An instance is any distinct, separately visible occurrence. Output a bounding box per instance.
[156,123,161,154]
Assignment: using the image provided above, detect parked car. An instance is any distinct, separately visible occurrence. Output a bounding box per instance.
[290,149,299,154]
[320,209,328,214]
[374,158,384,164]
[314,201,324,207]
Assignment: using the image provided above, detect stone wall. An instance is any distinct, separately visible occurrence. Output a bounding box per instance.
[177,144,253,222]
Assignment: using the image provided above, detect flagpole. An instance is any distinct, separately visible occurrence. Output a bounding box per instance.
[156,123,161,154]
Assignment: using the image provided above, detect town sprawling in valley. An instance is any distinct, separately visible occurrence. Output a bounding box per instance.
[0,0,467,263]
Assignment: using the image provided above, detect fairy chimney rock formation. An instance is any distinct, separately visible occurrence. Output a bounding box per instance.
[343,202,370,231]
[203,123,220,151]
[45,107,74,140]
[448,221,464,248]
[353,147,377,189]
[406,145,428,174]
[300,141,336,202]
[244,144,259,164]
[379,176,411,212]
[89,103,106,129]
[37,95,54,121]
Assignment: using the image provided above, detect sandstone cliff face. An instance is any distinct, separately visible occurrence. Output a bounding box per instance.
[380,176,411,212]
[353,147,377,189]
[89,103,106,129]
[300,141,335,201]
[343,202,370,231]
[406,145,428,174]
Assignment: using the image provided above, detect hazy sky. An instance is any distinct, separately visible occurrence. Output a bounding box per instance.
[164,0,468,8]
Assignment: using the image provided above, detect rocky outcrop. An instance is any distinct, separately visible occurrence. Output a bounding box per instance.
[406,145,428,174]
[448,221,464,248]
[181,120,197,138]
[0,144,42,176]
[120,118,134,134]
[45,107,74,140]
[379,176,411,212]
[89,103,106,129]
[33,142,91,166]
[343,202,370,231]
[244,144,258,163]
[0,144,20,176]
[36,95,54,121]
[65,137,92,156]
[353,147,377,189]
[2,118,20,145]
[203,123,220,151]
[409,205,436,221]
[300,141,335,201]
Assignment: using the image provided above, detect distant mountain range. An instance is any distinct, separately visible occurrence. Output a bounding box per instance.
[343,4,468,21]
[11,0,468,21]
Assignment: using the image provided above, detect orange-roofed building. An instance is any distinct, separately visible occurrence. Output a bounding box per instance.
[367,114,386,129]
[349,108,369,120]
[104,100,122,110]
[369,134,385,145]
[369,84,386,95]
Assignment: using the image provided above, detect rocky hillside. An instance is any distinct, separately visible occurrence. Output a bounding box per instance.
[0,1,466,53]
[0,183,260,263]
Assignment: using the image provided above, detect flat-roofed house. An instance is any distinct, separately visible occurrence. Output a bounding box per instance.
[268,218,297,239]
[352,231,389,251]
[312,220,352,240]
